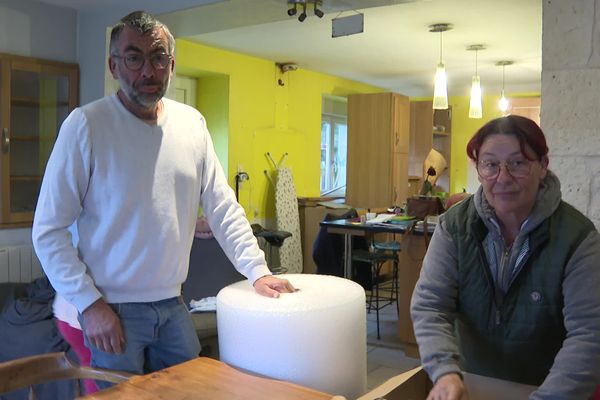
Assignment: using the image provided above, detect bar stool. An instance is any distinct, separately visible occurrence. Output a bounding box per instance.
[251,224,292,274]
[373,240,401,315]
[352,240,400,339]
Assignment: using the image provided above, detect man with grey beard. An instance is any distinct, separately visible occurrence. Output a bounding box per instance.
[33,10,294,385]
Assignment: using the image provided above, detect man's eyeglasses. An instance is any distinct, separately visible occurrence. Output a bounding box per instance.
[113,53,172,71]
[476,158,534,180]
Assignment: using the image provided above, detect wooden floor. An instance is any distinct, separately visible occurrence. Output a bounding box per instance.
[365,301,421,391]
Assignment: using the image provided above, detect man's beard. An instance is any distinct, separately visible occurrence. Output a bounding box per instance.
[123,75,171,109]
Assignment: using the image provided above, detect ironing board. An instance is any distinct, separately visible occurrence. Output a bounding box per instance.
[266,153,303,274]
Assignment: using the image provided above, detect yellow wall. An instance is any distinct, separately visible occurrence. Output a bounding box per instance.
[196,74,229,175]
[176,38,540,216]
[175,39,383,221]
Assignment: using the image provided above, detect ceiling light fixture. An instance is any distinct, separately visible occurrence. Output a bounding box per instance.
[467,44,486,119]
[286,0,324,22]
[496,60,513,114]
[287,3,297,16]
[429,23,452,110]
[298,2,307,22]
[314,3,324,18]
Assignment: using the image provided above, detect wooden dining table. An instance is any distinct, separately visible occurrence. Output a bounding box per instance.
[79,356,339,400]
[319,218,432,279]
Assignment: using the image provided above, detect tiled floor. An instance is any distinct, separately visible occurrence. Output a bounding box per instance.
[365,300,421,391]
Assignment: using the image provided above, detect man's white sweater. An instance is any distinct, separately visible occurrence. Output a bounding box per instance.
[32,94,270,313]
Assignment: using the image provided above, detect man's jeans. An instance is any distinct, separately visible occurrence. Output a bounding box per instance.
[80,296,200,388]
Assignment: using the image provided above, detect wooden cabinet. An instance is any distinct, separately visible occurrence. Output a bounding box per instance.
[433,107,451,135]
[346,92,410,209]
[397,230,428,358]
[0,54,79,226]
[409,101,452,192]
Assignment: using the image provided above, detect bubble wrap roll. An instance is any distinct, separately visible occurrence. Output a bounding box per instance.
[217,274,366,399]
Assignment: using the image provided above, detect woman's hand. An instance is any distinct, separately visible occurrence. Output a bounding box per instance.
[427,373,468,400]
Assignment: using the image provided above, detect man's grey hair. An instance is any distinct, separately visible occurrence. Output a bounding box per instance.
[110,10,175,56]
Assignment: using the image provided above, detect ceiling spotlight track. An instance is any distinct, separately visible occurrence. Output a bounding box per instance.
[287,3,297,16]
[298,2,307,22]
[287,0,324,22]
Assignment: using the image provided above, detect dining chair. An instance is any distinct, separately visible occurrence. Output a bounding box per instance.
[0,352,136,400]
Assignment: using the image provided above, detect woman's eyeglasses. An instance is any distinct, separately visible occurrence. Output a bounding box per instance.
[476,158,534,180]
[113,53,172,71]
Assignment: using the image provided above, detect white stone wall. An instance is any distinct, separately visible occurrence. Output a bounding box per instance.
[542,0,600,228]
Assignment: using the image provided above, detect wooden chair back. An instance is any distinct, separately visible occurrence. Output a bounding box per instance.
[0,352,135,399]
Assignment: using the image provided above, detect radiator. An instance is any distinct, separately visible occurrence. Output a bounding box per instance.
[0,245,44,283]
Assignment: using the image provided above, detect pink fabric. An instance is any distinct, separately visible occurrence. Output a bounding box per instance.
[592,385,600,400]
[56,319,98,394]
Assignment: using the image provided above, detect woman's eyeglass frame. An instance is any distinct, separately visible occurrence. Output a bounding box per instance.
[476,158,536,180]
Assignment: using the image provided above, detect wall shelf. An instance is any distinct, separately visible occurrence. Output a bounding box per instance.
[409,101,452,193]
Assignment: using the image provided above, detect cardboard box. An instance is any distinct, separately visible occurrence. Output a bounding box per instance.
[357,367,536,400]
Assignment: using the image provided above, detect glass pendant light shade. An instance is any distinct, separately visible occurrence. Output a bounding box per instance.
[433,62,448,109]
[467,44,485,119]
[469,75,482,119]
[429,23,452,110]
[499,90,509,113]
[496,61,513,115]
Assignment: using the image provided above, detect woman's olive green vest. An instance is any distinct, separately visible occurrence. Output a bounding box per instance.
[444,198,594,385]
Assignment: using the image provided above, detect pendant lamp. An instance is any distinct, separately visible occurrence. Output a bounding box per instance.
[429,23,452,110]
[496,60,513,114]
[467,44,485,119]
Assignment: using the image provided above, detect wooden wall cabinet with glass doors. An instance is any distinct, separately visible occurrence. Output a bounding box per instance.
[0,53,79,227]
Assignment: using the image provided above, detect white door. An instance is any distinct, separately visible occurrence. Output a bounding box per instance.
[173,75,197,107]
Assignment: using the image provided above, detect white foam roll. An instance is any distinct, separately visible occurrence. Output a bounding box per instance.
[217,274,366,399]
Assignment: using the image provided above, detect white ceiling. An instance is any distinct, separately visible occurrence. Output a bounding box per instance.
[36,0,224,14]
[38,0,542,98]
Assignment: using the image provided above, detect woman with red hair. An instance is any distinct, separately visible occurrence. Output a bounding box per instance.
[411,115,600,399]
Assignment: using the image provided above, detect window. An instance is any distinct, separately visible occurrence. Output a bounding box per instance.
[320,96,347,196]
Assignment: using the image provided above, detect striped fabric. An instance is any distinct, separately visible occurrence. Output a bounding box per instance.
[484,218,530,294]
